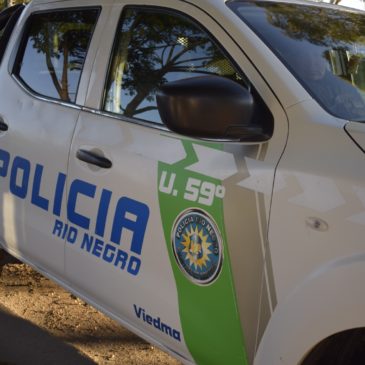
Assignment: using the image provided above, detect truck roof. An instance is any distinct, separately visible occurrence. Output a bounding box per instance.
[27,0,356,11]
[28,0,225,4]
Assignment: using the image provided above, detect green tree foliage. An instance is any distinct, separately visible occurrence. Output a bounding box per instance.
[262,3,365,46]
[122,11,221,117]
[106,9,238,118]
[1,0,30,11]
[26,11,97,101]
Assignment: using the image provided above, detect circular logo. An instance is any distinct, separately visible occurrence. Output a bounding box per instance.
[172,209,223,285]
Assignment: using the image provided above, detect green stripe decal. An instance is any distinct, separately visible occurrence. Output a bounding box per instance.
[158,139,248,365]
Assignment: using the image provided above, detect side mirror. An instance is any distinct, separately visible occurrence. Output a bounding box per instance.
[156,76,270,141]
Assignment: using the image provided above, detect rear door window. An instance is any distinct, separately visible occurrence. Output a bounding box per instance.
[13,8,99,103]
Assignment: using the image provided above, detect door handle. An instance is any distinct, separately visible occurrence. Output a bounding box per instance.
[0,118,8,132]
[76,149,112,169]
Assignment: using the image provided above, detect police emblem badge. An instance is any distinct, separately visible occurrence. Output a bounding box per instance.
[172,209,223,285]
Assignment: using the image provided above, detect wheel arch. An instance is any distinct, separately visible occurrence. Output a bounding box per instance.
[300,327,365,365]
[254,252,365,365]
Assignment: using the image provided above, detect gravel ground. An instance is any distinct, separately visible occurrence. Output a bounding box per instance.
[0,251,181,365]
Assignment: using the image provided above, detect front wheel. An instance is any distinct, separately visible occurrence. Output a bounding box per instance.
[301,329,365,365]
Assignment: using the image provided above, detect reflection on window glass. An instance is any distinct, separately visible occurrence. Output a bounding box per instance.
[104,8,246,124]
[228,1,365,121]
[15,9,99,103]
[0,5,25,62]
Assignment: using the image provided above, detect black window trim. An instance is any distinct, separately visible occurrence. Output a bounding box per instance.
[101,4,253,129]
[0,4,25,65]
[11,6,102,107]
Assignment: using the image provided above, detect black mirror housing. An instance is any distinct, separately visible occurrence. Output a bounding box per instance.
[157,76,272,141]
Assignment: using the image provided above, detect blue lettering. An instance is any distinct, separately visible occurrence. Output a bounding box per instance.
[161,323,172,336]
[111,197,149,255]
[92,238,104,258]
[133,305,181,342]
[80,234,140,276]
[146,315,153,325]
[0,149,151,280]
[128,256,141,276]
[114,249,128,270]
[81,233,93,252]
[95,189,112,237]
[52,219,64,237]
[61,224,69,239]
[66,227,78,244]
[0,149,10,177]
[134,304,142,318]
[153,316,161,330]
[68,179,96,229]
[10,156,30,199]
[53,173,66,217]
[102,244,116,263]
[173,330,181,342]
[31,164,49,211]
[53,219,77,243]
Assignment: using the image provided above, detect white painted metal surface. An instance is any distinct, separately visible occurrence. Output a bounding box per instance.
[0,0,364,364]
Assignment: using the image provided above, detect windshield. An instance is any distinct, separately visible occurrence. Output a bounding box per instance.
[228,0,365,121]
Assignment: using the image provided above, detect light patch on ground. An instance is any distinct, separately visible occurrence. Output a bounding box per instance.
[0,251,181,365]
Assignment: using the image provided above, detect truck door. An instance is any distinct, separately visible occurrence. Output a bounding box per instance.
[64,2,288,364]
[0,4,99,277]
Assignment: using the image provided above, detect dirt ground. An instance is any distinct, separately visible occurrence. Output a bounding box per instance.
[0,251,181,365]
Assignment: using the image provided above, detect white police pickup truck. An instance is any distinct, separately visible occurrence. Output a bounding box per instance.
[1,0,365,364]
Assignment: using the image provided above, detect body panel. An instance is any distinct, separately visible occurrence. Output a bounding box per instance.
[0,56,78,277]
[1,0,364,364]
[258,100,365,364]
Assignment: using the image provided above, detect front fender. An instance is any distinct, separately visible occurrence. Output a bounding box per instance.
[254,252,365,365]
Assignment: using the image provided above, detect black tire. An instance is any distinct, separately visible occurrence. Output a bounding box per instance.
[301,329,365,365]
